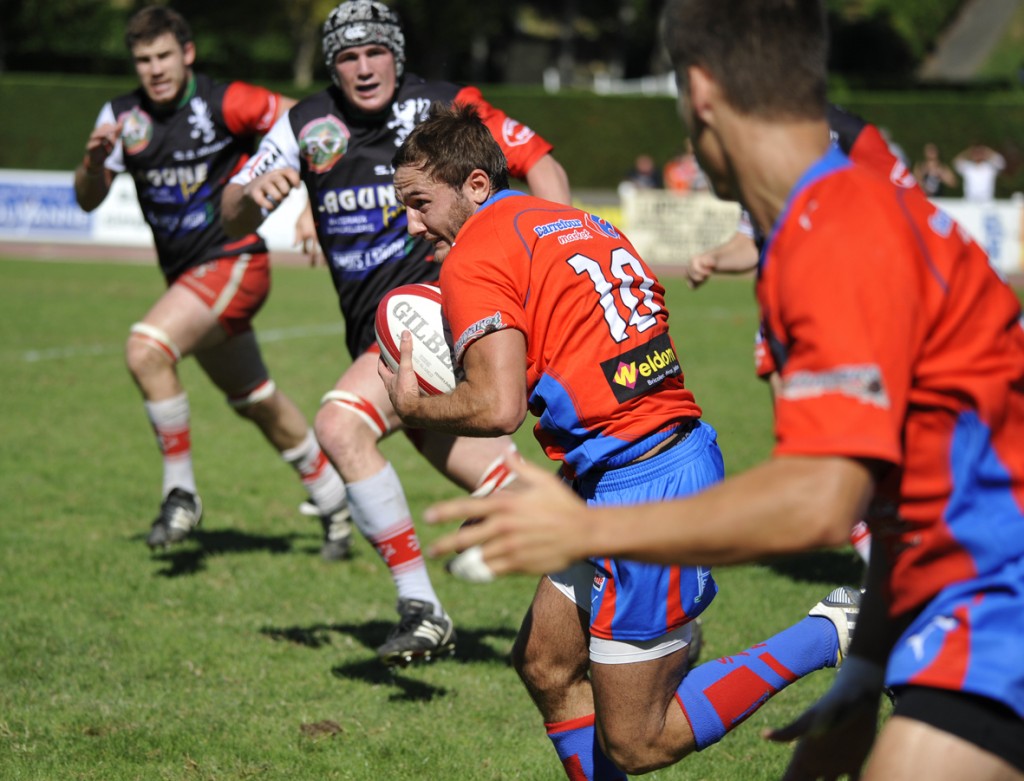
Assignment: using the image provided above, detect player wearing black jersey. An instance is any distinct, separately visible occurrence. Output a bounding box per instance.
[75,6,348,555]
[222,0,571,665]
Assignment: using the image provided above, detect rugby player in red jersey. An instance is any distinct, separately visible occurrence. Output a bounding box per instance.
[425,2,1024,780]
[381,102,860,779]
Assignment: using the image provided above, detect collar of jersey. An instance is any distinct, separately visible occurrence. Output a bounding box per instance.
[476,189,526,214]
[166,74,197,112]
[758,145,851,275]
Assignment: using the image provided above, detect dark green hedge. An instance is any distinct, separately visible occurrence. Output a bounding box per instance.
[5,73,1023,196]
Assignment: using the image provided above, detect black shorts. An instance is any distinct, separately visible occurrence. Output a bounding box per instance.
[894,686,1024,773]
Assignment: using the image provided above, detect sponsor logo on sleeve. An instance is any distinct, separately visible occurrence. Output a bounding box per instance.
[454,312,505,363]
[779,364,889,408]
[600,332,681,403]
[298,115,350,173]
[502,118,536,147]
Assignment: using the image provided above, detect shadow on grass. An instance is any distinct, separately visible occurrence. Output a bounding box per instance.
[765,549,866,586]
[260,620,517,701]
[143,528,312,577]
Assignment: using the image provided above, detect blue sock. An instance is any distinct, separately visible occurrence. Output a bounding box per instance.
[545,713,627,780]
[677,616,838,749]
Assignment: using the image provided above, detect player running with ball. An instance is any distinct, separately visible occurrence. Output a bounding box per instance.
[380,102,860,779]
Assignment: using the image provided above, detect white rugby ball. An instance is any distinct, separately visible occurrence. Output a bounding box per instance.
[375,284,456,396]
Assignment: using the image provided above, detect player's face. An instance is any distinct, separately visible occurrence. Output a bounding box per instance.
[395,165,477,263]
[333,44,397,115]
[131,32,195,107]
[676,80,734,201]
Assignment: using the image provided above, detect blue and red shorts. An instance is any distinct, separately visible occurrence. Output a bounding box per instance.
[573,420,723,642]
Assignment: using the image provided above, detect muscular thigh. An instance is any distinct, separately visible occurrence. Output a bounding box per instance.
[514,577,591,689]
[866,715,1024,781]
[138,283,222,358]
[194,331,269,396]
[590,648,691,741]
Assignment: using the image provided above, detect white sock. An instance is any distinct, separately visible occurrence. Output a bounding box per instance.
[144,393,196,498]
[281,430,347,514]
[346,463,442,613]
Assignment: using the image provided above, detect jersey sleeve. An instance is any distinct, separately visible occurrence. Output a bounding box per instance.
[94,102,126,174]
[453,86,554,180]
[222,82,282,136]
[767,190,915,465]
[440,216,530,367]
[228,111,301,187]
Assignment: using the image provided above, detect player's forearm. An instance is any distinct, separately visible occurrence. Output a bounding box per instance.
[525,155,571,204]
[74,160,110,212]
[401,382,526,437]
[221,183,264,237]
[585,455,872,566]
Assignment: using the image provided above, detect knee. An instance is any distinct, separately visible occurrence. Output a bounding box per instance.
[598,712,692,775]
[228,380,278,423]
[125,323,179,382]
[314,396,380,469]
[511,633,588,697]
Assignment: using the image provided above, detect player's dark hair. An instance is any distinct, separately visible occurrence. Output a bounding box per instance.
[663,0,827,121]
[125,6,193,50]
[392,102,510,193]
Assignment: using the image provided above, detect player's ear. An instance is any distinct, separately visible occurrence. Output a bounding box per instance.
[182,41,197,67]
[464,169,492,206]
[686,65,717,126]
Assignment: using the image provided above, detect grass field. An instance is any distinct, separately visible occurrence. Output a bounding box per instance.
[1,257,871,780]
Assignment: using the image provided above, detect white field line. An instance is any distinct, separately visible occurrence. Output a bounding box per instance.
[21,322,345,363]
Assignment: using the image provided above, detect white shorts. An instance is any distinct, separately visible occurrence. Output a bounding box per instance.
[548,561,695,665]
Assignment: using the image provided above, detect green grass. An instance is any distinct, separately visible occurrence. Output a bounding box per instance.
[0,257,869,780]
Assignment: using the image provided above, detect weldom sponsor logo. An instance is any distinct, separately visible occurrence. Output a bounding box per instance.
[601,333,681,402]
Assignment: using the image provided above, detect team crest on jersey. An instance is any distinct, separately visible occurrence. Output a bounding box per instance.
[501,117,536,147]
[585,213,620,239]
[119,107,153,155]
[187,96,216,144]
[601,333,680,403]
[299,116,351,173]
[388,98,432,146]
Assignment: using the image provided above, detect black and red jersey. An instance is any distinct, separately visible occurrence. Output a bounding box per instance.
[101,74,281,280]
[233,74,554,358]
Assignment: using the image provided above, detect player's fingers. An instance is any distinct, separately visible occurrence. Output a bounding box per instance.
[762,709,818,743]
[399,330,414,364]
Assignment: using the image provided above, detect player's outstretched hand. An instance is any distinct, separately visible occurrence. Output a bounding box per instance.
[244,167,300,212]
[425,450,590,579]
[293,202,323,267]
[763,657,883,780]
[684,251,718,289]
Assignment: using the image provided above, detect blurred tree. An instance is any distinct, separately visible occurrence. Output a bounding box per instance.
[0,0,980,89]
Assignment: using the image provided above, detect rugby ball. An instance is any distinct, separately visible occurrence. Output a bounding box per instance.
[375,284,457,396]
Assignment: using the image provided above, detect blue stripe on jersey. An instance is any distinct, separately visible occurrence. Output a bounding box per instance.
[531,372,646,476]
[947,410,1024,574]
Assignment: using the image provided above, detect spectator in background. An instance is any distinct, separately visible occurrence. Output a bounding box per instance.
[954,143,1006,202]
[618,153,662,200]
[914,142,958,198]
[663,139,708,193]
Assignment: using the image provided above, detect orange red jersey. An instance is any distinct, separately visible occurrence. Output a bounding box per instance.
[440,192,701,476]
[758,146,1024,619]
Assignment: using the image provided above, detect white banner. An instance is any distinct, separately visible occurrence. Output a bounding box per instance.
[620,189,1023,276]
[0,169,307,252]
